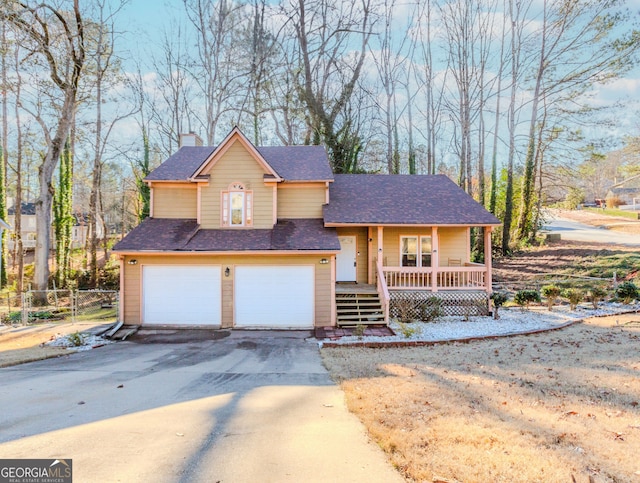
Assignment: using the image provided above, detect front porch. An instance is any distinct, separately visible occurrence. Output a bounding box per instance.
[333,224,495,326]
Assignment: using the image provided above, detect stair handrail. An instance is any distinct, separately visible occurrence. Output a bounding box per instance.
[376,258,390,324]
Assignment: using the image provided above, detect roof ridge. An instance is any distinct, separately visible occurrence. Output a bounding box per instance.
[178,222,202,250]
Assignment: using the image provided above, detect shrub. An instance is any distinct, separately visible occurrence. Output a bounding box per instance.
[67,331,85,347]
[490,292,508,320]
[616,281,639,304]
[514,289,541,308]
[396,322,418,338]
[562,288,583,310]
[420,297,442,322]
[353,324,366,339]
[563,187,584,210]
[587,287,608,309]
[394,298,415,323]
[541,284,562,311]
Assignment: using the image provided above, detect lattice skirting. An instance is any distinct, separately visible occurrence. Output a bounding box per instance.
[390,291,490,319]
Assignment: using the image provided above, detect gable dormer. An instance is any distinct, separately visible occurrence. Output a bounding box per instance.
[145,127,334,229]
[194,128,281,229]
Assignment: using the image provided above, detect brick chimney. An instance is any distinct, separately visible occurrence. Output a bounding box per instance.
[179,132,203,147]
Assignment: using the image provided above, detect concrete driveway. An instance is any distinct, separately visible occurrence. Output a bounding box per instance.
[0,330,403,483]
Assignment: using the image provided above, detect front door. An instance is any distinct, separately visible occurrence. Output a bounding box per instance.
[336,236,357,282]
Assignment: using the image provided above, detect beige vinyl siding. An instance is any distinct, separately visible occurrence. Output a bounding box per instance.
[200,141,274,229]
[152,185,197,218]
[121,254,332,327]
[438,227,469,266]
[277,184,326,219]
[336,227,368,283]
[373,226,469,267]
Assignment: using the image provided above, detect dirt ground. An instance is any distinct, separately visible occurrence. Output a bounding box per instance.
[493,240,640,283]
[0,321,111,367]
[550,208,640,235]
[322,313,640,483]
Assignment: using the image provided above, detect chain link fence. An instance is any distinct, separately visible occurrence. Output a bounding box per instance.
[0,292,24,325]
[1,290,119,326]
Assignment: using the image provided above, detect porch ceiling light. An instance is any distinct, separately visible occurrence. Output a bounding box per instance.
[128,259,138,265]
[319,258,329,264]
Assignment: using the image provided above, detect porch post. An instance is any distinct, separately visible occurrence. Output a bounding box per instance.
[367,226,373,284]
[484,226,493,293]
[431,226,439,292]
[377,226,383,263]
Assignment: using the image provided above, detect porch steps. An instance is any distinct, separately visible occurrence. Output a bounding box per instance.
[336,293,385,326]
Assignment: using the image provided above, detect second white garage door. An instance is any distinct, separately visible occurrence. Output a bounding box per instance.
[235,266,314,328]
[142,265,221,325]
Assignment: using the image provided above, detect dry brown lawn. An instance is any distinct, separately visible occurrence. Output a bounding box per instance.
[0,321,108,367]
[322,314,640,483]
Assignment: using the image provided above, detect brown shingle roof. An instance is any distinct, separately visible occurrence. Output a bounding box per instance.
[113,218,339,252]
[145,147,216,181]
[144,145,333,183]
[258,146,333,181]
[323,174,501,226]
[112,219,199,251]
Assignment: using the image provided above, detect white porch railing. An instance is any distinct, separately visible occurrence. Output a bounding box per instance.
[383,262,487,291]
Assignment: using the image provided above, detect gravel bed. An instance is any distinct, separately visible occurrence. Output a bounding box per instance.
[320,301,638,346]
[45,333,113,351]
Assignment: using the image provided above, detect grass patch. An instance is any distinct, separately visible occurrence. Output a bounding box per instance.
[584,207,639,220]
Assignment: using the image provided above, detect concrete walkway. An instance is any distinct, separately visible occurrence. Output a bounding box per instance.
[0,330,403,483]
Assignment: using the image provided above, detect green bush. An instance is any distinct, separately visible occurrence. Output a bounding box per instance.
[616,281,639,304]
[541,284,562,311]
[490,292,508,320]
[67,331,85,347]
[397,322,418,338]
[562,288,583,310]
[514,289,541,308]
[587,287,608,309]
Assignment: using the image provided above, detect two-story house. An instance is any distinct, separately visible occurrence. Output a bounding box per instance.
[113,127,500,329]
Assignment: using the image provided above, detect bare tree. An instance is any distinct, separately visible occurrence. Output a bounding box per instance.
[86,0,130,287]
[288,0,376,172]
[516,0,640,243]
[183,0,246,144]
[4,0,86,294]
[502,0,530,255]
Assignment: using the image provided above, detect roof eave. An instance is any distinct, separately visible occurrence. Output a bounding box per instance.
[323,221,502,227]
[113,249,340,255]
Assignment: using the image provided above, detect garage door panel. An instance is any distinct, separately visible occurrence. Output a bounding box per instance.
[235,266,314,328]
[143,266,221,325]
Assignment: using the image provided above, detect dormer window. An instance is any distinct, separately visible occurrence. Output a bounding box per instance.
[222,182,253,227]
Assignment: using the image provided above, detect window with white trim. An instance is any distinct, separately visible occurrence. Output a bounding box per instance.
[401,236,432,267]
[221,183,253,227]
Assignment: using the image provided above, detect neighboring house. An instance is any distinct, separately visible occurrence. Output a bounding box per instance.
[605,187,640,207]
[71,212,105,248]
[7,202,37,249]
[6,202,104,250]
[113,127,500,329]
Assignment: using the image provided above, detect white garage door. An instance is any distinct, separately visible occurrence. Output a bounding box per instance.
[142,266,221,325]
[235,266,314,328]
